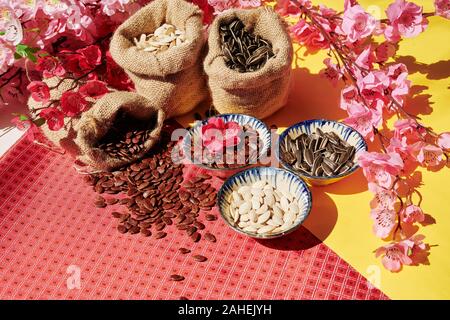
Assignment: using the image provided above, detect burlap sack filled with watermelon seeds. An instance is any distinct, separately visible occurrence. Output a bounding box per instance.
[75,91,165,171]
[204,7,293,119]
[110,0,208,118]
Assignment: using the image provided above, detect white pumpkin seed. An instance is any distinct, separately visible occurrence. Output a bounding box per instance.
[252,198,261,210]
[243,225,258,233]
[238,186,251,194]
[238,221,250,228]
[256,204,268,215]
[288,203,299,214]
[240,214,250,222]
[280,196,290,211]
[257,211,271,224]
[283,212,296,225]
[257,225,276,234]
[266,219,282,227]
[249,210,258,223]
[232,191,242,202]
[238,202,251,215]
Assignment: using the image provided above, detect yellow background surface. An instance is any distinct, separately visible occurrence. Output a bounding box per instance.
[178,0,450,299]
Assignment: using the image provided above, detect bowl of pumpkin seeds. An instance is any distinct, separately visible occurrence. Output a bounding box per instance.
[277,119,368,186]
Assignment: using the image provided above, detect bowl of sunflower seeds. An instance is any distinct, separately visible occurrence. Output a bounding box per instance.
[277,119,368,186]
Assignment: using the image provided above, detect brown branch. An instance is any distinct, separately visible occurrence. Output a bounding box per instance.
[0,68,22,90]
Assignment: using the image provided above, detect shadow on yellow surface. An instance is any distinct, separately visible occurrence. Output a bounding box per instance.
[396,55,450,80]
[266,67,347,127]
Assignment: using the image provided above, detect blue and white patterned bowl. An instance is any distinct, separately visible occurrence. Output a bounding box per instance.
[217,167,312,239]
[182,114,271,173]
[277,119,368,186]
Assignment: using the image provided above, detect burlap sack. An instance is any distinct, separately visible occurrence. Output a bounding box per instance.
[75,91,165,171]
[109,0,208,118]
[27,77,85,157]
[204,7,293,119]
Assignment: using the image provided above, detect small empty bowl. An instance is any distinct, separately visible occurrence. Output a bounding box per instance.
[182,114,271,176]
[277,119,368,186]
[217,166,312,239]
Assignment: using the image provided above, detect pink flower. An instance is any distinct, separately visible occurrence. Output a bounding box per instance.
[409,141,444,169]
[238,0,261,9]
[207,0,238,14]
[370,207,397,239]
[401,204,425,224]
[43,18,66,40]
[385,0,428,42]
[434,0,450,19]
[357,71,390,111]
[11,115,41,142]
[375,242,412,272]
[402,234,428,264]
[344,101,382,141]
[276,0,309,16]
[42,0,69,18]
[79,80,109,98]
[387,64,411,106]
[368,183,397,210]
[60,91,90,117]
[201,117,243,153]
[77,45,102,69]
[339,5,377,42]
[0,43,15,74]
[65,5,95,42]
[101,0,131,16]
[27,81,50,103]
[320,58,342,86]
[386,63,408,80]
[344,0,358,10]
[393,118,426,143]
[375,41,397,63]
[61,45,102,77]
[387,137,418,174]
[290,19,329,53]
[358,151,404,188]
[437,132,450,150]
[2,16,23,45]
[355,47,374,71]
[39,107,65,131]
[12,0,39,21]
[36,56,66,79]
[340,85,359,111]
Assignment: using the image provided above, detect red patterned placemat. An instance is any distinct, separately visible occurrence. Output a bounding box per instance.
[0,136,388,300]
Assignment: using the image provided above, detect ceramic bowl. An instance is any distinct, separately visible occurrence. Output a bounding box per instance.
[277,119,368,186]
[217,166,312,239]
[182,114,271,176]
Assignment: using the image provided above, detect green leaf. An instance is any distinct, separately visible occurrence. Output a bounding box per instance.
[0,31,5,36]
[27,53,37,63]
[15,44,28,56]
[33,118,46,127]
[15,44,38,63]
[12,113,30,121]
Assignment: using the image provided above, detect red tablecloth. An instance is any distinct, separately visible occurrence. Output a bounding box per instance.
[0,136,388,299]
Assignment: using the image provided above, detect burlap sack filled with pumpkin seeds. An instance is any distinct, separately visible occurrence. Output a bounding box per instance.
[27,77,86,156]
[204,7,293,119]
[75,91,165,171]
[109,0,207,118]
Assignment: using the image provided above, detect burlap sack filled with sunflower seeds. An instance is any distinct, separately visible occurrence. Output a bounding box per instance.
[204,7,293,119]
[75,91,165,171]
[27,76,86,156]
[109,0,208,118]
